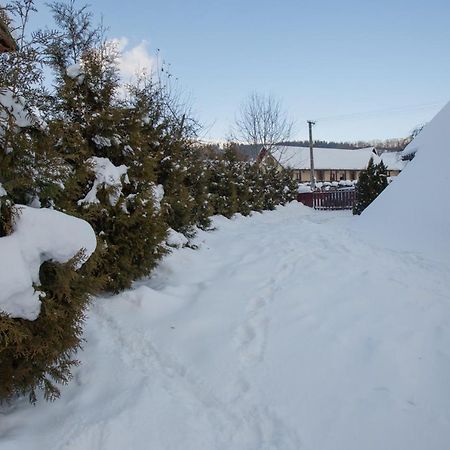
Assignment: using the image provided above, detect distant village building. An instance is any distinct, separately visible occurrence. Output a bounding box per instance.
[261,146,406,182]
[378,150,407,177]
[236,144,264,162]
[0,15,17,53]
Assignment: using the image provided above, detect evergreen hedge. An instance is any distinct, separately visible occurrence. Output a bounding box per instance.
[0,0,299,403]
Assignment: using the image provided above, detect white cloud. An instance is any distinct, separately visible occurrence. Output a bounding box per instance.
[111,37,157,79]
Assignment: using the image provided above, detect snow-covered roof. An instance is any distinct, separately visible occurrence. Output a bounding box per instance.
[380,151,407,171]
[268,146,381,170]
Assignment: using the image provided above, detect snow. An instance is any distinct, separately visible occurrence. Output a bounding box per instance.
[355,101,450,262]
[0,88,34,129]
[78,157,129,207]
[66,63,85,85]
[66,63,83,79]
[0,206,96,320]
[269,146,380,170]
[0,89,47,136]
[380,151,407,171]
[338,179,354,187]
[152,183,164,211]
[92,135,112,148]
[166,228,188,248]
[297,184,312,193]
[0,182,6,197]
[2,204,450,449]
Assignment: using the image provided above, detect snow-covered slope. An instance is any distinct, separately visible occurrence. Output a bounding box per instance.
[355,101,450,261]
[1,205,450,450]
[0,206,96,320]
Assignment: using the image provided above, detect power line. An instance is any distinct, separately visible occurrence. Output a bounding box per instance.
[311,101,444,123]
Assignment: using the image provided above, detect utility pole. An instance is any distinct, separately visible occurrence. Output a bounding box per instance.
[307,120,316,190]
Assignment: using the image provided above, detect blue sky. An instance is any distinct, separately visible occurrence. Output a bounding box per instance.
[31,0,450,142]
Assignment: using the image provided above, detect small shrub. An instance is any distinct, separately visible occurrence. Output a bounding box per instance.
[0,252,100,403]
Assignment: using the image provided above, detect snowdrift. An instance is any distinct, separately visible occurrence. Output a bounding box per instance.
[355,101,450,262]
[0,206,96,320]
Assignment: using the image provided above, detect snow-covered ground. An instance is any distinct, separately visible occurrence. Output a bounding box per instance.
[1,203,450,450]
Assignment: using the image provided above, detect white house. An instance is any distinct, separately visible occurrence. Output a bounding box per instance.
[262,145,406,182]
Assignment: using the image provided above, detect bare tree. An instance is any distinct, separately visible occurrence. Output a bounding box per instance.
[232,92,293,153]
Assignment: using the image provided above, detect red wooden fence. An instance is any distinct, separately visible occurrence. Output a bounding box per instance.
[297,190,355,210]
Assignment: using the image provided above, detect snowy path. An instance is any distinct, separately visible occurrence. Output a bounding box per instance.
[2,203,450,450]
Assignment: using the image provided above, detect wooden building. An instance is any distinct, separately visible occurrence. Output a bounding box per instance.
[0,15,17,53]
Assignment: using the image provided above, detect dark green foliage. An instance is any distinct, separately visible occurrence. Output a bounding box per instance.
[183,148,214,230]
[0,196,14,237]
[208,146,242,218]
[0,1,66,208]
[74,188,167,293]
[0,1,98,404]
[158,145,198,233]
[41,16,169,293]
[0,127,69,207]
[353,157,388,215]
[0,0,301,405]
[207,144,297,218]
[0,252,101,403]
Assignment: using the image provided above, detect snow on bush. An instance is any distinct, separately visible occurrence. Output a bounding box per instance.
[92,135,112,148]
[0,88,33,128]
[66,63,85,85]
[0,206,96,320]
[166,228,189,248]
[152,183,165,212]
[78,157,129,207]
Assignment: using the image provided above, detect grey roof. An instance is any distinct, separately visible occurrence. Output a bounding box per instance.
[235,144,264,161]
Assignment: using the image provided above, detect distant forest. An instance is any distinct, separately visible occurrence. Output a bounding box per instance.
[203,137,410,163]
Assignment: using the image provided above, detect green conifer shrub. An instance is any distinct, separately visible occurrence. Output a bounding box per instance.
[206,144,297,218]
[39,5,168,292]
[1,0,302,405]
[0,1,98,403]
[0,252,100,403]
[353,157,388,215]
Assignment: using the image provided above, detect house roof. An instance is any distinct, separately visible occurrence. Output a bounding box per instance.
[0,16,17,53]
[268,146,381,170]
[379,151,407,171]
[236,144,263,161]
